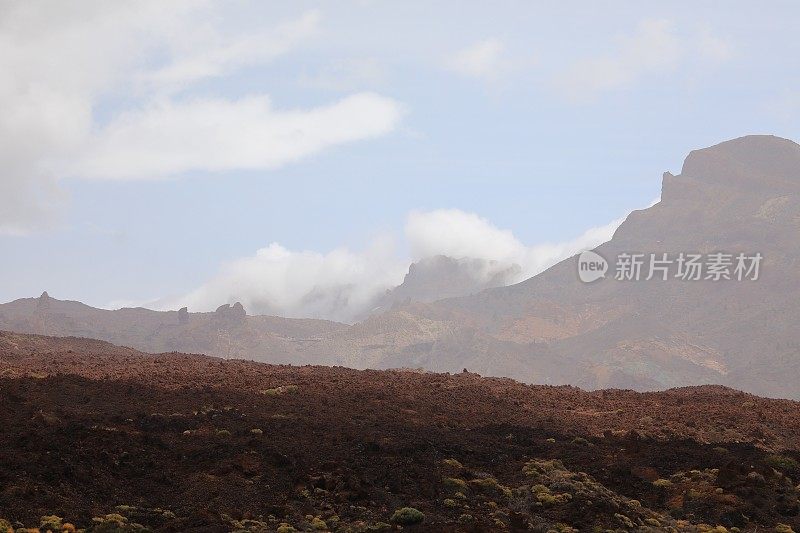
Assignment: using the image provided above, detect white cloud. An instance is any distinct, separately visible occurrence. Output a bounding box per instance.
[447,39,508,81]
[407,209,521,262]
[156,238,407,323]
[69,92,403,180]
[0,3,401,233]
[406,209,623,283]
[143,10,322,91]
[153,208,626,322]
[0,1,169,233]
[556,19,730,101]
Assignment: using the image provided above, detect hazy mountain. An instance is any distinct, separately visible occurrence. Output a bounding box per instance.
[363,255,521,316]
[3,135,800,398]
[354,135,800,397]
[0,254,520,360]
[0,292,347,364]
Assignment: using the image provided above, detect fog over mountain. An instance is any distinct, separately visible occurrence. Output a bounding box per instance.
[3,135,800,399]
[146,208,623,322]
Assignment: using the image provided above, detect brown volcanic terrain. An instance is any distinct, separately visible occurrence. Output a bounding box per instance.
[2,135,800,400]
[4,331,800,532]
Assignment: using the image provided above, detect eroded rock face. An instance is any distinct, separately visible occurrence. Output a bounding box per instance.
[366,255,521,317]
[35,291,50,311]
[214,302,246,324]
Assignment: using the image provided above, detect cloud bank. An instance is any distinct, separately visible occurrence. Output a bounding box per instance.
[70,93,402,180]
[0,3,402,234]
[153,208,626,323]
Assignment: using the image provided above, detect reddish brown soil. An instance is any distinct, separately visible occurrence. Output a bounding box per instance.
[2,331,800,532]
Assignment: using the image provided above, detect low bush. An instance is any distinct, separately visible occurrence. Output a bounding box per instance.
[390,507,424,525]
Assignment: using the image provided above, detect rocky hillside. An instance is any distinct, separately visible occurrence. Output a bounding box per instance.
[3,331,800,532]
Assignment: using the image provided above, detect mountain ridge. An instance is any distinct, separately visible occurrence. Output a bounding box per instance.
[2,135,800,398]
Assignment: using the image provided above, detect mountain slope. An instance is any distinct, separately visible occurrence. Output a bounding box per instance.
[371,135,800,396]
[2,135,800,399]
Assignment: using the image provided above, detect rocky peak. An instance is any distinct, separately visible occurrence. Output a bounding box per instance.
[680,135,800,189]
[214,302,246,323]
[36,291,51,311]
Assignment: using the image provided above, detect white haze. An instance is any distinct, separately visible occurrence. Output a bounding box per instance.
[0,3,402,234]
[150,208,627,323]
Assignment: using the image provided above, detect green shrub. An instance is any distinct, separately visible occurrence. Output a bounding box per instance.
[469,477,512,498]
[40,515,63,531]
[442,458,463,469]
[442,477,468,492]
[390,507,424,525]
[91,513,147,532]
[764,454,799,473]
[523,459,566,477]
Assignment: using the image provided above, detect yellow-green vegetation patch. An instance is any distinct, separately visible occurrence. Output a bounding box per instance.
[764,454,800,473]
[523,458,567,479]
[40,515,64,531]
[390,507,424,525]
[443,477,468,492]
[531,484,572,506]
[468,477,512,498]
[442,458,463,469]
[310,516,327,530]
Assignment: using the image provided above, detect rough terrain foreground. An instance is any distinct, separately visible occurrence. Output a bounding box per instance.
[2,332,800,532]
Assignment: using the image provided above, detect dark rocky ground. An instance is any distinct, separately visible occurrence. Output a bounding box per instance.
[1,331,800,532]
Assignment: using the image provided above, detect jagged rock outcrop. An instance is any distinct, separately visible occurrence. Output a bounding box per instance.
[364,255,521,318]
[214,302,246,325]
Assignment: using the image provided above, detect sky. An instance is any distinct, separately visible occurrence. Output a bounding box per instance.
[2,1,799,322]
